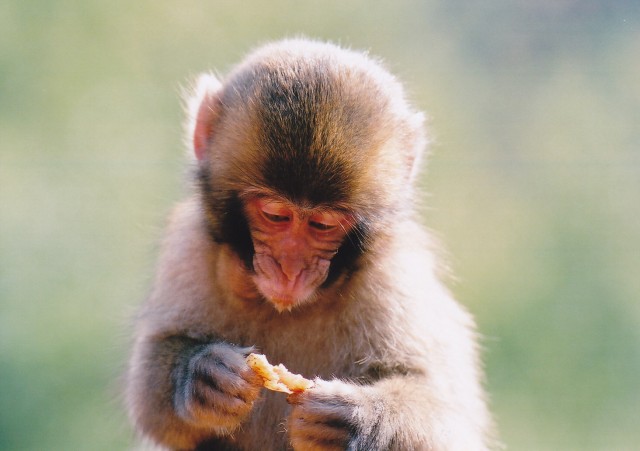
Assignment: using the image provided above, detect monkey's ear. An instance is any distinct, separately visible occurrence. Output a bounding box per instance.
[406,112,429,183]
[186,73,223,161]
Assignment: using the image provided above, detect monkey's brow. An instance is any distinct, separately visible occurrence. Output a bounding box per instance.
[239,188,354,213]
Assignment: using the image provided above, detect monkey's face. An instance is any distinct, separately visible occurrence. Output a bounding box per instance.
[243,195,354,311]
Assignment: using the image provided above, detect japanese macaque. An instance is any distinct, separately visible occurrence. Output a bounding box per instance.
[125,38,495,450]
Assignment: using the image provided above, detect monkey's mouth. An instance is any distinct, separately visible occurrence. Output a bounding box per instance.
[253,276,321,312]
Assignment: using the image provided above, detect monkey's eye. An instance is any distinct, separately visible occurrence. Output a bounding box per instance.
[309,221,336,231]
[308,212,344,233]
[263,211,291,223]
[259,200,292,224]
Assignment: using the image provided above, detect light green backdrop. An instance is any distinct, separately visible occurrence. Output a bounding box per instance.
[1,1,639,449]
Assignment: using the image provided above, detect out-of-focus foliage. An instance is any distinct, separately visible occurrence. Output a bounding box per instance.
[1,1,638,449]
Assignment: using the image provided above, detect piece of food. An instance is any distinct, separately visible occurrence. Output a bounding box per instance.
[246,353,314,394]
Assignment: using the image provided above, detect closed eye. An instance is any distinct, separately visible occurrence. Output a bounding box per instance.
[309,221,337,231]
[263,211,290,223]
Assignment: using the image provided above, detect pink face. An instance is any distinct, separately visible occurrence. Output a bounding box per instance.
[244,196,354,311]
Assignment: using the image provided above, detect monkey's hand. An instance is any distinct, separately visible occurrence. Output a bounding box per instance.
[288,379,388,451]
[173,342,263,434]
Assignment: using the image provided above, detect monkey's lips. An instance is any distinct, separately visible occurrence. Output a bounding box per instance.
[253,274,319,311]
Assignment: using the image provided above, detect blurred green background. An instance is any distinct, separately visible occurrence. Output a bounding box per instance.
[1,1,639,450]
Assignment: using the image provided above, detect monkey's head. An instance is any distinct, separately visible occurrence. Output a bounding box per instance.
[187,39,427,311]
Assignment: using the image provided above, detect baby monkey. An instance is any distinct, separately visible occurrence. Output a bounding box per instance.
[125,38,494,450]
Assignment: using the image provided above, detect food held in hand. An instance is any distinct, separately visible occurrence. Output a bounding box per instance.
[246,353,314,394]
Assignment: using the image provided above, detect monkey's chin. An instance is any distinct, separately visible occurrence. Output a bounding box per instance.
[265,292,317,313]
[269,296,299,313]
[254,282,318,313]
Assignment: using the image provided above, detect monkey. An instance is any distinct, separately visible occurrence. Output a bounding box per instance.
[125,38,495,450]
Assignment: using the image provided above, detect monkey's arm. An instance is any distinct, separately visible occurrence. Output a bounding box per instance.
[125,202,263,448]
[126,332,262,449]
[288,279,492,451]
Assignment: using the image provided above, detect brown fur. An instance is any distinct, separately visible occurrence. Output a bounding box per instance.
[126,38,494,450]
